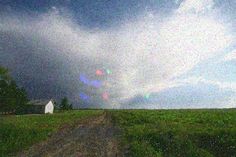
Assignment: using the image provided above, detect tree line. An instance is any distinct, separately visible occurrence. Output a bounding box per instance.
[0,66,28,114]
[0,65,73,114]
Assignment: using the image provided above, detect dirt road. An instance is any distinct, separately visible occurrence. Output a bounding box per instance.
[18,111,123,157]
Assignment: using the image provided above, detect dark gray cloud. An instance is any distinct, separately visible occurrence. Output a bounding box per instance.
[0,12,114,108]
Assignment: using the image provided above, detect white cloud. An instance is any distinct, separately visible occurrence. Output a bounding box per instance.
[224,49,236,61]
[114,10,232,97]
[177,0,215,14]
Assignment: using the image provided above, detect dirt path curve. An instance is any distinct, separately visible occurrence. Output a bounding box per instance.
[18,111,122,157]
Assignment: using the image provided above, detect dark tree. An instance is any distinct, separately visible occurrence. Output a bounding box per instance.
[0,66,28,114]
[59,97,73,110]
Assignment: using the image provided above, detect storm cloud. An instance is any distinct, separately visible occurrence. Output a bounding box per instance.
[0,0,234,108]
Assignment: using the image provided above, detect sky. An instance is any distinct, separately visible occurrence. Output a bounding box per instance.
[0,0,235,109]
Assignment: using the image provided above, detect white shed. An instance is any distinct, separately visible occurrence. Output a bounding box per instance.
[28,99,54,114]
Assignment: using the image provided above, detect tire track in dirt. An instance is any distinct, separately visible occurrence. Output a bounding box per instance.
[18,111,123,157]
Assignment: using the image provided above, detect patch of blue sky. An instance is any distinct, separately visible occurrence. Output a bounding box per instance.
[176,44,236,83]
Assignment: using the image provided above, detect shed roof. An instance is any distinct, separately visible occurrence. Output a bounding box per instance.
[28,100,53,106]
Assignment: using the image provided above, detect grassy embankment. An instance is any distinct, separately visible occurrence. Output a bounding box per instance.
[110,109,236,157]
[0,110,103,156]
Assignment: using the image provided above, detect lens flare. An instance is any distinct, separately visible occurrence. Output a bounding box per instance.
[102,92,109,100]
[90,80,102,88]
[106,69,112,75]
[79,93,90,101]
[80,74,102,88]
[96,69,103,76]
[144,93,151,99]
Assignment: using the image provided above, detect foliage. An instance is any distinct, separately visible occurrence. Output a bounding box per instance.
[0,66,28,114]
[0,110,103,156]
[109,109,236,157]
[59,97,73,110]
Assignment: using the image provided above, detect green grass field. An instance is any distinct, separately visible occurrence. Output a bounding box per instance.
[0,110,103,156]
[110,109,236,157]
[1,109,236,157]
